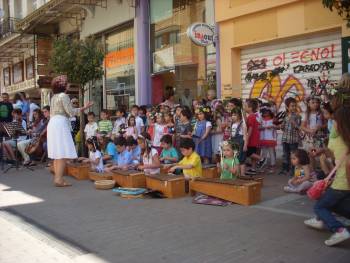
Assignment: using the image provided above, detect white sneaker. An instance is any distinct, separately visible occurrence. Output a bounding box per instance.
[304,218,325,230]
[325,228,350,246]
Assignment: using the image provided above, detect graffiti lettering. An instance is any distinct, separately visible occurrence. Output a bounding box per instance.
[245,65,289,83]
[249,75,306,110]
[247,58,267,71]
[293,61,335,74]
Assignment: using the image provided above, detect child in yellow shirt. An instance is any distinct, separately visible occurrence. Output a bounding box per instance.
[169,138,202,179]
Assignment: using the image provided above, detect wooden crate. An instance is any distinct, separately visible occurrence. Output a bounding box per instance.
[189,178,261,206]
[66,163,90,180]
[112,169,146,188]
[238,175,264,186]
[89,171,113,181]
[160,165,169,174]
[146,174,186,198]
[202,164,219,178]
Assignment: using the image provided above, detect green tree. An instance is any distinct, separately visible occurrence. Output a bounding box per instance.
[322,0,350,27]
[50,37,104,154]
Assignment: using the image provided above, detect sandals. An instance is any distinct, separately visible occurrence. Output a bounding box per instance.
[54,181,72,187]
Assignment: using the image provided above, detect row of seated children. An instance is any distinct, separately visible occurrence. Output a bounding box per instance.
[79,130,242,182]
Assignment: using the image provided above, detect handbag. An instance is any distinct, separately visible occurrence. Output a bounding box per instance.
[307,153,347,200]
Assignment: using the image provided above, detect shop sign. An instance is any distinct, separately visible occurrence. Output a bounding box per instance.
[187,23,215,47]
[105,47,134,69]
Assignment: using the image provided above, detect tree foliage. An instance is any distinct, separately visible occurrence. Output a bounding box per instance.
[50,37,104,87]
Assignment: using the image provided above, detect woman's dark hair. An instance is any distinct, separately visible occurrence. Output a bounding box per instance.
[160,134,172,145]
[334,106,350,150]
[179,138,195,150]
[285,97,297,110]
[164,86,175,101]
[128,115,136,126]
[180,108,192,120]
[114,136,127,147]
[13,93,22,102]
[291,149,310,166]
[51,77,68,94]
[126,136,138,146]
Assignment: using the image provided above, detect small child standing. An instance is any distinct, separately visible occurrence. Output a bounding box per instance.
[129,105,145,135]
[244,99,266,175]
[193,106,212,164]
[231,108,248,176]
[259,107,277,173]
[98,110,113,137]
[283,149,313,193]
[84,112,98,140]
[175,108,192,151]
[218,141,240,180]
[280,97,302,176]
[152,113,168,155]
[321,102,333,134]
[79,138,104,173]
[160,134,179,164]
[112,108,126,139]
[211,105,225,163]
[125,116,138,139]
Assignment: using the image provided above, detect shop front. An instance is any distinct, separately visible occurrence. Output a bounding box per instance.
[149,0,217,104]
[215,0,350,101]
[105,24,135,111]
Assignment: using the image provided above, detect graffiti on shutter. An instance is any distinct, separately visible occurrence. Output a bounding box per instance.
[240,33,342,111]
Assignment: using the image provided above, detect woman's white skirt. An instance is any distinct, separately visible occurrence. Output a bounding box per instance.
[47,115,77,159]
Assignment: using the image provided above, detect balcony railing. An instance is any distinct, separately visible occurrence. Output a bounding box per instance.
[0,18,20,39]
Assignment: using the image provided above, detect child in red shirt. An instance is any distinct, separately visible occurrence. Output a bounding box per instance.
[244,99,267,175]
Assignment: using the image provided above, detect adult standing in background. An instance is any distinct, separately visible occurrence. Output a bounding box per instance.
[0,93,13,123]
[47,75,93,187]
[20,92,30,122]
[162,86,176,109]
[28,99,40,124]
[179,88,193,109]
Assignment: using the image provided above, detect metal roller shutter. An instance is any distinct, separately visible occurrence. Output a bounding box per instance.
[240,32,342,111]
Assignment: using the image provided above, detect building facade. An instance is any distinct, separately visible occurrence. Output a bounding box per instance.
[215,0,350,110]
[1,0,219,112]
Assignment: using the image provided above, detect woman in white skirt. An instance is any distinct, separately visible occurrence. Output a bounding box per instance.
[48,75,93,187]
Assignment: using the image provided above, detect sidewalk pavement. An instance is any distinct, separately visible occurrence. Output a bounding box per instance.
[0,165,349,263]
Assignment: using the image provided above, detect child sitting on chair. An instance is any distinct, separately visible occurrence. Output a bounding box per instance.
[218,140,240,180]
[78,138,104,173]
[168,138,202,179]
[104,136,132,172]
[137,132,161,175]
[160,134,179,164]
[126,136,141,166]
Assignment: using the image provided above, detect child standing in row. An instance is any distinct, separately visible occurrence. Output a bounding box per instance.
[98,110,113,137]
[245,99,266,175]
[231,108,247,176]
[126,116,138,139]
[112,108,126,139]
[193,106,212,164]
[280,97,301,176]
[152,113,168,155]
[84,112,98,140]
[259,107,277,173]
